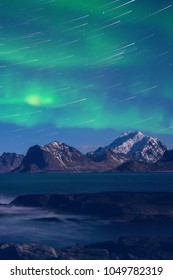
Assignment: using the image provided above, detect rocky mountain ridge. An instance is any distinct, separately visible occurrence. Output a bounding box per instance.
[10,191,173,221]
[14,141,100,173]
[0,131,172,173]
[0,153,24,173]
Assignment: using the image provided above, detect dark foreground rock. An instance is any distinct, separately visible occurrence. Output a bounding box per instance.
[0,243,58,260]
[117,237,173,260]
[10,192,173,222]
[61,237,173,260]
[1,237,173,260]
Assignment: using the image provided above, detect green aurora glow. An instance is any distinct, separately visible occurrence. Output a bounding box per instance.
[0,0,173,137]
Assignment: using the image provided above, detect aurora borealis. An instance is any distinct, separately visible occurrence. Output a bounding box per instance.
[0,0,173,153]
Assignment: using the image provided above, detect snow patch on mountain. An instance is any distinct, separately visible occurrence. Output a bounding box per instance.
[106,131,145,154]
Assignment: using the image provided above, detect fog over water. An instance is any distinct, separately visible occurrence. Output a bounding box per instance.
[0,173,173,248]
[0,202,173,248]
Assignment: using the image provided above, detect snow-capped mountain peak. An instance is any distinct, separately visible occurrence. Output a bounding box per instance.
[88,131,167,163]
[16,140,97,172]
[106,131,145,154]
[39,141,78,166]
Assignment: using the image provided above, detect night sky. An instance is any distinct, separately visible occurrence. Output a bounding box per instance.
[0,0,173,154]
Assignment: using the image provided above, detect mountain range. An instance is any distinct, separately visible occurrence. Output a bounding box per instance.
[0,131,173,173]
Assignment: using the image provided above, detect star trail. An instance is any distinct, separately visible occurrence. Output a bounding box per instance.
[0,0,173,153]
